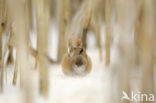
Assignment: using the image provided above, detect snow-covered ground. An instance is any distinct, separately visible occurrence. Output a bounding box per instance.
[0,22,113,103]
[1,21,154,103]
[0,48,112,103]
[49,48,108,103]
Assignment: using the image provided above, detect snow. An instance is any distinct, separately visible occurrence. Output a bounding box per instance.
[0,49,110,103]
[1,21,154,103]
[49,48,106,103]
[0,22,112,103]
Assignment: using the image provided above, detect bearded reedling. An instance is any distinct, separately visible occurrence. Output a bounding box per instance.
[61,38,92,76]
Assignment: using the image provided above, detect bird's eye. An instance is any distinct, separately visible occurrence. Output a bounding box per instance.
[79,48,83,54]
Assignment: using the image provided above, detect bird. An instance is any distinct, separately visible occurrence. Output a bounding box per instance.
[61,37,92,76]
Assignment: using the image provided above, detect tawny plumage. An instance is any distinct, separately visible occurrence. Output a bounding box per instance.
[61,38,92,76]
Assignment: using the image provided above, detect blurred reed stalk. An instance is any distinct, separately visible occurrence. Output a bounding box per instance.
[0,23,4,92]
[136,1,155,102]
[81,0,92,49]
[115,0,136,102]
[4,0,15,67]
[12,26,19,85]
[57,0,70,62]
[105,0,111,66]
[96,24,102,60]
[7,0,34,102]
[93,0,103,61]
[69,0,82,18]
[28,0,33,31]
[34,0,50,98]
[0,0,6,92]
